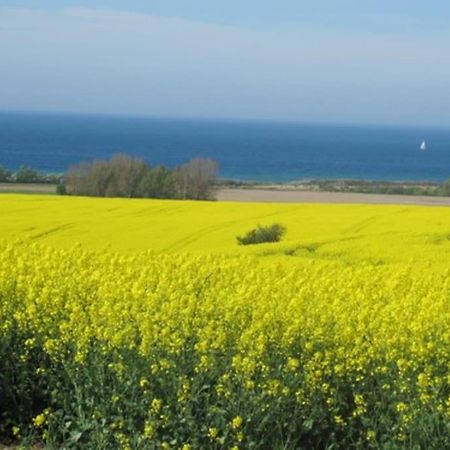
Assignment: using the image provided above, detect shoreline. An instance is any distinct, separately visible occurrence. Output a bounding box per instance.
[217,178,443,194]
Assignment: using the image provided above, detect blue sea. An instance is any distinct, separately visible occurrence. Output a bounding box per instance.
[1,111,450,182]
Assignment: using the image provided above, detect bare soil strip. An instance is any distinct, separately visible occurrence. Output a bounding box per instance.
[0,183,56,194]
[217,188,450,206]
[2,184,449,206]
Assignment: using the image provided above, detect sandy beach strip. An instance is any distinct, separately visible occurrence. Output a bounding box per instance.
[217,188,450,206]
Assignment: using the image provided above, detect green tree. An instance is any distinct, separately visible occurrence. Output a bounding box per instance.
[0,165,12,182]
[138,165,175,198]
[14,166,43,183]
[174,158,218,200]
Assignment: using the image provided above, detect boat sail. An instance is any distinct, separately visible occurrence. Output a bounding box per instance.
[420,140,427,151]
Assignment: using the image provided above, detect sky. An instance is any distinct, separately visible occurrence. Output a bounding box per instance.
[1,1,450,126]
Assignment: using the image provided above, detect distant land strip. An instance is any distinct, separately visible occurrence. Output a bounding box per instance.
[2,182,450,206]
[217,188,450,206]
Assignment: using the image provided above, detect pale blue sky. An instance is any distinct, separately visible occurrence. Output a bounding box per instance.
[1,1,450,125]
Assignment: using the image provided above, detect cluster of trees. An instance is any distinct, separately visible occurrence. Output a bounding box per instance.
[5,157,450,201]
[64,154,218,200]
[0,165,61,184]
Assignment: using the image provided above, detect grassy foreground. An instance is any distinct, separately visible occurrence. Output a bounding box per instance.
[1,195,449,448]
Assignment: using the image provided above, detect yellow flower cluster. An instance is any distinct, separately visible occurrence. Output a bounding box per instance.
[1,240,448,445]
[1,242,446,368]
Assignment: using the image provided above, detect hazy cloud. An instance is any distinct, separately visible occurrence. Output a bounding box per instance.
[1,7,450,125]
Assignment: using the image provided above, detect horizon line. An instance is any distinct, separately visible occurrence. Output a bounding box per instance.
[1,108,448,131]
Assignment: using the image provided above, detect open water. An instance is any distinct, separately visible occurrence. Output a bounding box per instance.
[1,111,450,182]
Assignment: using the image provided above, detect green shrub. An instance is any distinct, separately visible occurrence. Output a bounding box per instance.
[237,223,286,245]
[439,179,450,196]
[56,182,66,195]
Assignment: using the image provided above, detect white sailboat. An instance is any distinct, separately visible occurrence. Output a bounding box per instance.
[420,140,427,151]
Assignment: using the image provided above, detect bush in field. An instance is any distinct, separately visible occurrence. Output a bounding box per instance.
[237,223,286,245]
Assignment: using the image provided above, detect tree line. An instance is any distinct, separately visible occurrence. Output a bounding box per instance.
[64,154,218,200]
[0,165,61,184]
[0,155,218,200]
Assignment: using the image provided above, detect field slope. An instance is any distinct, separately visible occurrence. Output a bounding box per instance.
[1,194,450,265]
[1,194,449,448]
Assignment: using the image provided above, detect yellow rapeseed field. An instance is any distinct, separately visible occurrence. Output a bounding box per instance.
[0,194,449,448]
[2,194,450,264]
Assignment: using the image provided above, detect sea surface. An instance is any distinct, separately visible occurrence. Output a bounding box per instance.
[1,111,450,182]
